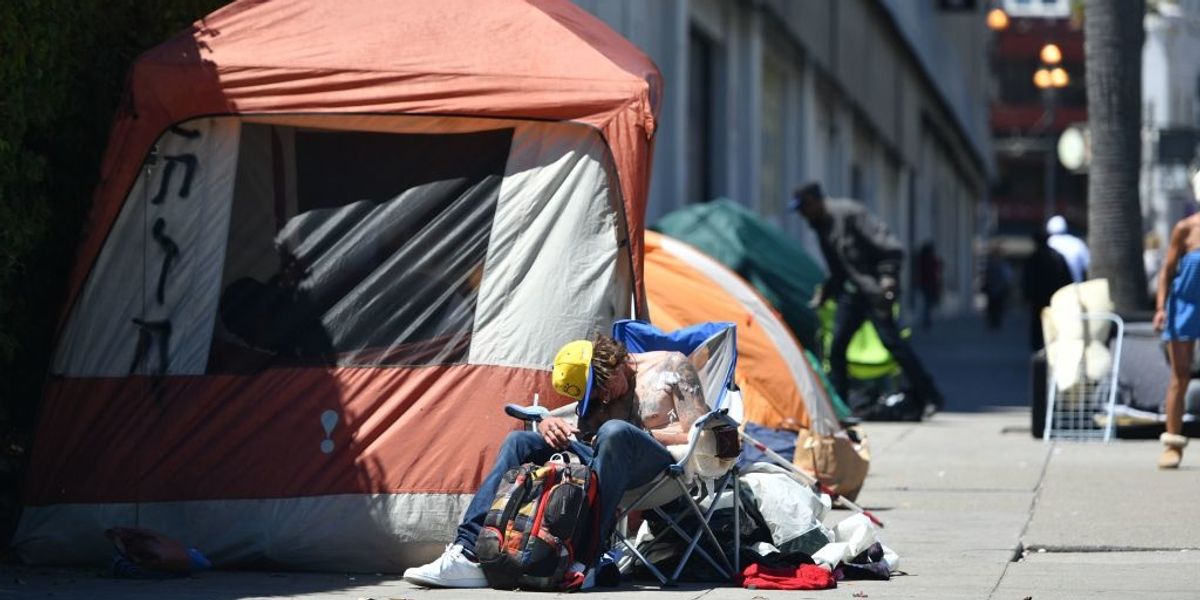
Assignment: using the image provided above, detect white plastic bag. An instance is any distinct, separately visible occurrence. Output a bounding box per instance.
[812,513,900,572]
[739,463,833,553]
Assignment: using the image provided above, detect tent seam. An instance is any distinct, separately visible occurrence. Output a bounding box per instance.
[142,60,652,88]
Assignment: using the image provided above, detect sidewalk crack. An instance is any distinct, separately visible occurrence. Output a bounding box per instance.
[987,441,1054,599]
[874,424,919,453]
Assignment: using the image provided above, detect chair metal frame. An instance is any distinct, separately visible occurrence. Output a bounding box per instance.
[611,409,742,585]
[606,319,743,586]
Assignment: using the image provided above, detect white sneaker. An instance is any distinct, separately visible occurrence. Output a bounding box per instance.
[403,544,487,588]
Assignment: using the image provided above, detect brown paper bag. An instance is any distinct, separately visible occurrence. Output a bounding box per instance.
[792,426,871,501]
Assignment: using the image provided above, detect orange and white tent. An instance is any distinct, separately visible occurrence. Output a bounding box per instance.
[16,0,659,572]
[645,232,868,497]
[644,231,841,436]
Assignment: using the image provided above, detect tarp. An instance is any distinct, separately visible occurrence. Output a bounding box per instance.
[654,199,825,351]
[17,0,660,573]
[644,232,841,435]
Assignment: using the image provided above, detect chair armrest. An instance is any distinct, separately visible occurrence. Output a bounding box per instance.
[666,444,689,463]
[671,409,741,477]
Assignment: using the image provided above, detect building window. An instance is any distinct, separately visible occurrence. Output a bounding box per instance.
[1003,0,1070,17]
[760,53,787,215]
[688,27,717,204]
[850,164,864,201]
[1195,74,1200,127]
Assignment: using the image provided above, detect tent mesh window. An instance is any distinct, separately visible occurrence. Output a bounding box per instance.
[209,124,512,371]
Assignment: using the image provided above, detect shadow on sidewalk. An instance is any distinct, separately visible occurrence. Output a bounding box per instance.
[909,309,1032,413]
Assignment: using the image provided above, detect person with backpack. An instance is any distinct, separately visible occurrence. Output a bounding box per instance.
[403,334,709,589]
[791,182,945,415]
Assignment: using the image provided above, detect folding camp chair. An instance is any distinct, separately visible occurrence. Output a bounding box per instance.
[607,319,744,586]
[504,320,744,585]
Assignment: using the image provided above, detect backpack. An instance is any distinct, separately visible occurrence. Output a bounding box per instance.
[475,453,600,591]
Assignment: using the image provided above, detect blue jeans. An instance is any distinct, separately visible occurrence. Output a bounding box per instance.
[455,420,674,563]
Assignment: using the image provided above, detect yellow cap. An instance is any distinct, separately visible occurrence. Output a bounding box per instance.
[552,340,594,402]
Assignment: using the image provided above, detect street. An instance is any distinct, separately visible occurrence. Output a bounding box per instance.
[4,311,1199,599]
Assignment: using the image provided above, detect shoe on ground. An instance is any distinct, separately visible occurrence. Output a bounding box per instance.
[403,543,487,588]
[925,391,945,417]
[1158,433,1188,470]
[922,402,939,420]
[1159,446,1183,469]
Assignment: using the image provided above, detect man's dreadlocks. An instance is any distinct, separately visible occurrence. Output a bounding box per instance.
[589,334,628,395]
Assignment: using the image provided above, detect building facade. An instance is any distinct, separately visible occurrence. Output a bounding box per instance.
[988,0,1086,240]
[574,0,992,316]
[1142,0,1200,250]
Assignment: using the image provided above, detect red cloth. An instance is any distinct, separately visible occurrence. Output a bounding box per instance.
[738,563,836,591]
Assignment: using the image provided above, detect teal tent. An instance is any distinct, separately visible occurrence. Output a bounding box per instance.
[653,199,825,351]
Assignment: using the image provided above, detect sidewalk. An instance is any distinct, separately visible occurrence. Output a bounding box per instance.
[5,312,1200,599]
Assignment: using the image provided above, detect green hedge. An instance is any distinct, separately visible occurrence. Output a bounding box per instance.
[0,0,224,430]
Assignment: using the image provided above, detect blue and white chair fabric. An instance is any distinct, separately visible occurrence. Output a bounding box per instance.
[608,319,744,585]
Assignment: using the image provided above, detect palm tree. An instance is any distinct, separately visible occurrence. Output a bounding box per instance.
[1084,0,1148,312]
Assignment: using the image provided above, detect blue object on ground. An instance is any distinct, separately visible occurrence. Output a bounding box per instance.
[111,548,211,579]
[188,548,212,571]
[738,421,797,469]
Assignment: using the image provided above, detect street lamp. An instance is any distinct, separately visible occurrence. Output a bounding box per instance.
[1033,68,1053,89]
[1049,67,1069,88]
[987,8,1010,31]
[1034,45,1070,220]
[1039,43,1062,66]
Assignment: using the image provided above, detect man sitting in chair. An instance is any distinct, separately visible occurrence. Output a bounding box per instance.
[403,334,710,588]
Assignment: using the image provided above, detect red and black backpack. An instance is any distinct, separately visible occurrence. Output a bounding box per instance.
[475,453,601,591]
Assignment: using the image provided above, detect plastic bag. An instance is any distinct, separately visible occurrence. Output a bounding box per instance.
[739,463,833,555]
[105,527,210,578]
[811,513,899,574]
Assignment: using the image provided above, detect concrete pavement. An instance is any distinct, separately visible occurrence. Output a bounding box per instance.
[4,311,1200,598]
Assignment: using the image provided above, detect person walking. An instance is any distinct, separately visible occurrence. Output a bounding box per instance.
[1153,212,1200,469]
[1144,231,1164,299]
[1046,215,1090,282]
[791,182,945,415]
[914,241,943,330]
[982,244,1014,330]
[1022,231,1073,351]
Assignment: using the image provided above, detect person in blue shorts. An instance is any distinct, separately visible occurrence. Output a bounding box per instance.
[1153,213,1200,468]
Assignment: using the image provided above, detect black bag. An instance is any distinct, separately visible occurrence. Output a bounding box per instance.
[475,453,600,591]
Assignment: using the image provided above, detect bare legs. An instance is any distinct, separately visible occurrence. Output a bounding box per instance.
[1160,340,1192,468]
[1165,341,1192,436]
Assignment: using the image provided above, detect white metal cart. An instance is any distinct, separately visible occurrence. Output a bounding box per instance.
[1043,312,1125,442]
